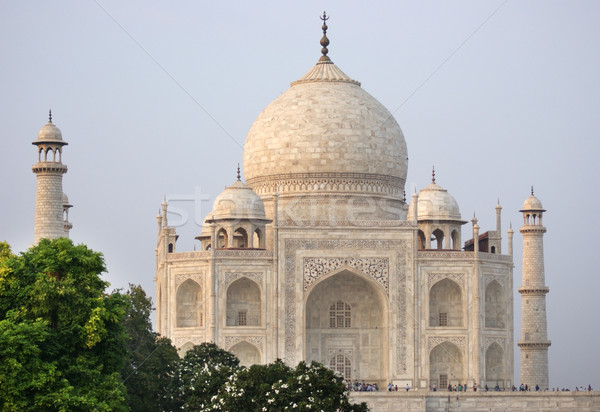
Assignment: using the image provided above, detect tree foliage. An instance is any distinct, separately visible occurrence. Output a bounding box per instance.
[121,284,179,412]
[205,360,369,412]
[165,342,240,411]
[0,238,129,411]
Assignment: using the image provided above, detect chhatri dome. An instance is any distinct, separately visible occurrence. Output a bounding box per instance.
[207,167,267,221]
[36,110,64,143]
[408,168,463,222]
[243,13,408,221]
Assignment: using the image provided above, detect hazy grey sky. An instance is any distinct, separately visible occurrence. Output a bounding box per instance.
[1,1,598,389]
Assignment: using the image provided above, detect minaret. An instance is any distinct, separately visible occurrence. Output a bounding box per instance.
[32,111,70,244]
[518,188,550,389]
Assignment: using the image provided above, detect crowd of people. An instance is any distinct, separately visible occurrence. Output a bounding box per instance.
[346,380,594,393]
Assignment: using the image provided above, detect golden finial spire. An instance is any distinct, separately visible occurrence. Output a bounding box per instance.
[48,109,52,123]
[531,186,534,196]
[319,11,331,62]
[432,166,436,183]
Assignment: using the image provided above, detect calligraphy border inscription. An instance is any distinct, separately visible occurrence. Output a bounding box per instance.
[285,239,407,374]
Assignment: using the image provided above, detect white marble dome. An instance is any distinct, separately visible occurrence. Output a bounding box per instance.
[207,179,267,221]
[243,58,408,199]
[37,121,63,142]
[410,181,462,221]
[521,194,545,211]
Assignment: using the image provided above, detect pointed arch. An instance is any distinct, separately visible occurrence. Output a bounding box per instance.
[430,342,464,388]
[451,229,459,250]
[216,228,228,248]
[253,227,263,249]
[178,341,195,357]
[176,279,202,328]
[429,278,463,327]
[418,230,426,250]
[233,227,248,248]
[229,341,261,367]
[432,228,444,249]
[226,277,261,326]
[485,280,505,328]
[485,342,505,388]
[329,353,352,381]
[305,269,387,383]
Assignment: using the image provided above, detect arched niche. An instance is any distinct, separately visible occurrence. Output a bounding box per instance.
[305,270,387,383]
[418,230,426,250]
[485,342,505,388]
[432,228,444,249]
[253,228,263,249]
[233,227,248,248]
[216,228,228,248]
[329,353,352,381]
[429,278,463,327]
[451,229,459,250]
[178,341,195,357]
[226,277,261,326]
[430,342,464,388]
[176,279,202,328]
[230,341,261,367]
[485,280,505,328]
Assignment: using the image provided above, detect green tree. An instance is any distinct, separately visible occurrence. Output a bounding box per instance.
[208,360,369,412]
[0,238,129,411]
[166,342,240,410]
[121,284,179,412]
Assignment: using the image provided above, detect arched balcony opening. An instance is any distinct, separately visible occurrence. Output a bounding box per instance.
[432,229,445,250]
[418,230,426,250]
[233,227,248,248]
[216,228,228,248]
[451,229,459,250]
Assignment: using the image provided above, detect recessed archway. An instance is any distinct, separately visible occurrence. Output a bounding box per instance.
[485,342,505,388]
[305,270,387,383]
[429,278,463,327]
[485,280,505,328]
[230,341,261,367]
[226,277,261,326]
[176,279,202,328]
[429,342,464,389]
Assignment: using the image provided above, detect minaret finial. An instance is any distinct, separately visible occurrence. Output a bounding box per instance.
[237,163,241,181]
[319,11,331,62]
[432,166,436,183]
[48,109,52,123]
[531,186,534,196]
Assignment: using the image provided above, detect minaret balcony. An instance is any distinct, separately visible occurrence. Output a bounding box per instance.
[517,340,551,348]
[518,286,549,295]
[32,163,68,173]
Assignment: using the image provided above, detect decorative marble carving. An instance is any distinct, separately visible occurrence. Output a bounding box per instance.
[284,238,407,374]
[175,273,203,289]
[214,249,272,258]
[224,335,264,351]
[279,219,414,228]
[428,336,466,352]
[328,348,353,358]
[485,274,506,288]
[173,336,205,348]
[224,272,263,288]
[248,172,404,197]
[418,250,511,262]
[304,257,389,292]
[484,336,505,350]
[428,272,465,290]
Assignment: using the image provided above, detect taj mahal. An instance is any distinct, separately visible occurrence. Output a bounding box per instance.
[29,13,571,407]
